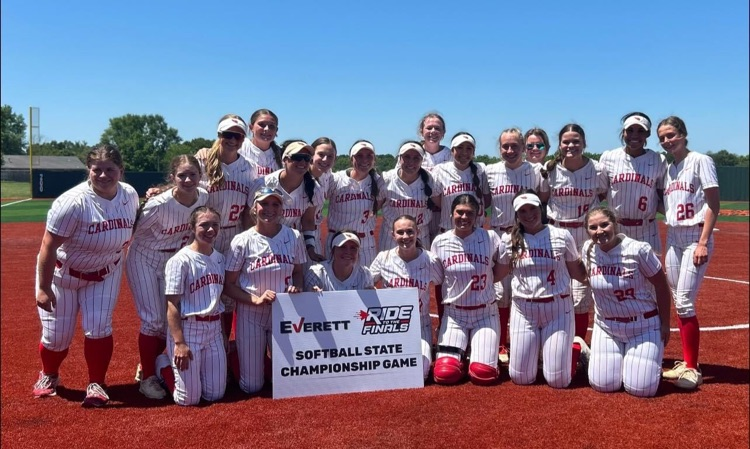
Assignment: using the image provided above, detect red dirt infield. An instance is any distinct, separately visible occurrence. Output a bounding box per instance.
[2,221,748,449]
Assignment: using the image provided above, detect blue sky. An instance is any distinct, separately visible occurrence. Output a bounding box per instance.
[2,0,748,158]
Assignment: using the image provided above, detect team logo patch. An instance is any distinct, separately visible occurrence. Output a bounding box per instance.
[357,306,413,335]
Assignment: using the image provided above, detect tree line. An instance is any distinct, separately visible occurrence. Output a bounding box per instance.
[2,105,748,170]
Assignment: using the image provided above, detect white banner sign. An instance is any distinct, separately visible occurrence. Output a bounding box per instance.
[271,288,423,399]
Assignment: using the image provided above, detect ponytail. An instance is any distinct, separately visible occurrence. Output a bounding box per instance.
[369,168,380,214]
[468,161,483,205]
[205,139,224,188]
[418,168,435,210]
[303,171,316,205]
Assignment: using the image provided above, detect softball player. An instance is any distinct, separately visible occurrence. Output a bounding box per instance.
[524,128,550,165]
[370,215,443,380]
[485,128,548,364]
[223,187,307,394]
[432,132,491,232]
[582,207,672,397]
[308,137,337,261]
[379,141,441,251]
[415,113,452,244]
[239,108,282,178]
[430,194,505,386]
[304,231,375,292]
[497,191,588,389]
[657,116,720,390]
[542,124,608,348]
[127,155,208,399]
[325,140,386,267]
[599,112,667,254]
[156,206,227,406]
[33,145,139,407]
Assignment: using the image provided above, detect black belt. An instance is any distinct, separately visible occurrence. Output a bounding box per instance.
[548,219,583,229]
[524,294,570,303]
[56,258,120,282]
[604,309,659,323]
[618,218,654,226]
[158,248,179,253]
[183,315,221,322]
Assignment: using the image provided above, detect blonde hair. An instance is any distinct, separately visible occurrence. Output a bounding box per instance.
[205,113,245,188]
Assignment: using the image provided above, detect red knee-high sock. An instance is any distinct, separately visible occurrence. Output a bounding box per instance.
[84,336,113,385]
[678,316,700,369]
[574,313,589,340]
[499,307,510,348]
[159,364,176,394]
[571,342,582,378]
[39,342,68,375]
[138,333,165,379]
[231,313,237,340]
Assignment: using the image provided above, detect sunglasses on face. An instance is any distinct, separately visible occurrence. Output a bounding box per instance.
[220,131,244,141]
[289,153,312,163]
[526,143,545,150]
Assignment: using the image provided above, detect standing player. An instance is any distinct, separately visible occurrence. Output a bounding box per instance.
[379,141,441,251]
[599,112,667,254]
[430,195,505,386]
[485,128,547,365]
[155,206,227,406]
[524,128,550,165]
[432,132,491,233]
[582,207,672,397]
[370,215,443,380]
[33,145,139,407]
[239,108,283,178]
[127,155,208,399]
[415,112,452,244]
[223,187,306,394]
[251,140,325,262]
[304,231,375,292]
[658,116,720,390]
[497,190,588,389]
[326,140,386,267]
[308,137,337,262]
[542,123,608,359]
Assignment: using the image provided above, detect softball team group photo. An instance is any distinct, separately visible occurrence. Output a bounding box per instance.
[32,110,719,407]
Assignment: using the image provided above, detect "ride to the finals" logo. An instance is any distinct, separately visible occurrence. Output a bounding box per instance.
[357,306,413,335]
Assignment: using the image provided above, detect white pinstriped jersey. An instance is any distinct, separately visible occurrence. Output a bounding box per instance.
[663,151,719,227]
[380,169,437,248]
[432,161,490,230]
[251,170,325,230]
[47,181,138,271]
[314,171,333,228]
[130,188,209,252]
[326,170,386,233]
[486,161,545,229]
[396,145,453,170]
[370,248,443,318]
[546,159,608,223]
[599,147,667,220]
[164,247,226,317]
[199,157,253,229]
[430,228,503,307]
[239,138,279,179]
[582,236,661,319]
[500,226,579,299]
[224,226,307,296]
[304,260,374,291]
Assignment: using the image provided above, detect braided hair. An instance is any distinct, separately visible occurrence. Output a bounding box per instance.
[509,188,542,269]
[348,139,380,214]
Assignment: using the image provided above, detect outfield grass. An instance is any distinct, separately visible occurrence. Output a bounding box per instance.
[0,181,32,199]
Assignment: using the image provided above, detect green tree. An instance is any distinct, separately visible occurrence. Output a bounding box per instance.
[1,105,27,155]
[33,140,90,163]
[164,137,214,165]
[100,114,181,172]
[707,149,740,166]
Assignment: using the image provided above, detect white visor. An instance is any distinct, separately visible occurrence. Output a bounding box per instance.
[450,134,476,149]
[513,193,542,211]
[331,231,360,248]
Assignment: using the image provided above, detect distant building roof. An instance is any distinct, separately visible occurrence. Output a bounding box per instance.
[2,155,86,170]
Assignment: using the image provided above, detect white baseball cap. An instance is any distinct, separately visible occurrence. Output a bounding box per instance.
[450,133,476,149]
[513,193,542,211]
[398,142,425,158]
[331,231,361,248]
[622,115,651,132]
[282,141,313,159]
[350,141,376,157]
[253,187,284,203]
[217,117,247,135]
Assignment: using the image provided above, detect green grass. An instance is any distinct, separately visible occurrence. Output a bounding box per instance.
[0,181,32,199]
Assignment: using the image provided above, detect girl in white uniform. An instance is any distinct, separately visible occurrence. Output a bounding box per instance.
[33,145,139,407]
[325,140,386,267]
[371,215,443,380]
[498,191,588,389]
[379,141,441,251]
[239,108,282,178]
[415,112,453,244]
[308,137,337,261]
[223,187,306,394]
[542,124,608,357]
[582,207,672,397]
[157,206,227,406]
[430,195,505,386]
[657,116,720,390]
[305,231,374,292]
[524,128,550,165]
[127,155,208,399]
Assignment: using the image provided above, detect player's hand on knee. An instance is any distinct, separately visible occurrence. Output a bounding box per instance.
[36,288,56,312]
[174,342,193,371]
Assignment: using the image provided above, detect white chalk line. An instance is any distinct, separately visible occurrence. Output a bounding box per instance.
[705,276,749,285]
[0,198,32,208]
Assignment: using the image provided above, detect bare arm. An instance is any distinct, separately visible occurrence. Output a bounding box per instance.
[288,263,304,293]
[694,187,720,266]
[493,261,510,283]
[566,259,587,284]
[166,294,193,371]
[36,231,68,312]
[648,269,673,345]
[223,270,270,305]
